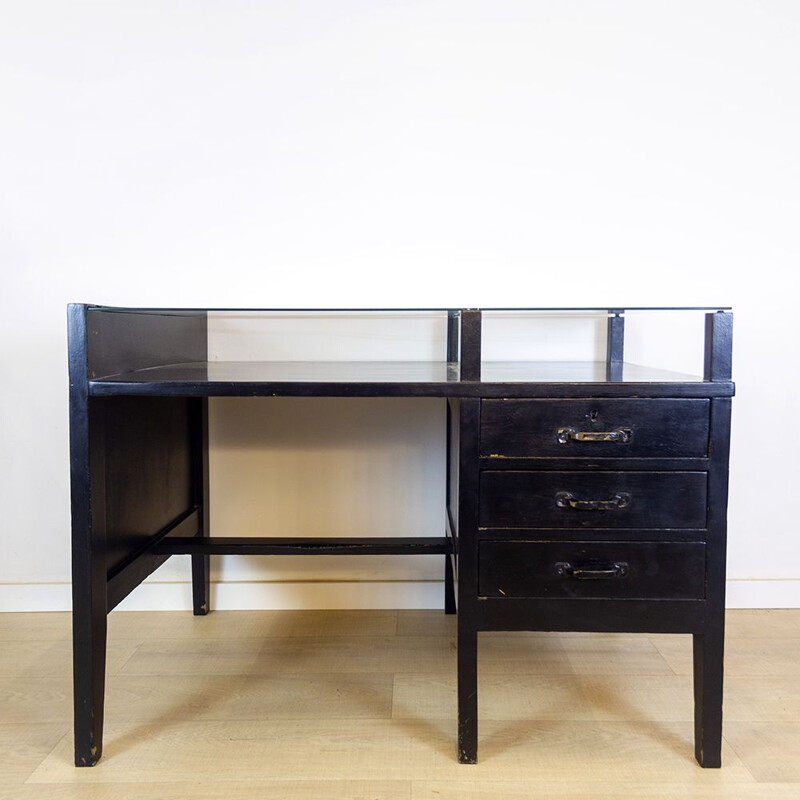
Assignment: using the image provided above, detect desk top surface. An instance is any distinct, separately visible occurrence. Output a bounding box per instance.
[89,360,734,398]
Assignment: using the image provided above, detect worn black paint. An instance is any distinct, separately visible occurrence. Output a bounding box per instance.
[479,540,706,599]
[68,305,733,768]
[480,471,708,529]
[606,312,624,381]
[190,397,211,615]
[480,399,710,459]
[68,306,107,767]
[154,536,453,556]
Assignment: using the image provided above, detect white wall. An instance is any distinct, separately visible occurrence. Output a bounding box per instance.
[1,0,798,610]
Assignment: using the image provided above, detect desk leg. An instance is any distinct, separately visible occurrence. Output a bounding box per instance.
[191,554,210,616]
[458,624,478,763]
[71,397,108,766]
[456,397,480,763]
[191,398,210,616]
[693,630,724,767]
[72,596,107,766]
[444,555,456,615]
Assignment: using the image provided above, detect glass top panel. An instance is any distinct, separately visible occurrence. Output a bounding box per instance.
[90,360,702,385]
[89,305,731,313]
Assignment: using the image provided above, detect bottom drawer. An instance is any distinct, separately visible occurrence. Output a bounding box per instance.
[479,541,706,600]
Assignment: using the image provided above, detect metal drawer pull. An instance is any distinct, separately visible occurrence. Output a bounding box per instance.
[557,427,632,444]
[555,491,631,511]
[554,561,629,580]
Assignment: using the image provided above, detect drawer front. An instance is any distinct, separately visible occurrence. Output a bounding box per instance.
[479,540,706,599]
[480,471,707,529]
[481,399,709,458]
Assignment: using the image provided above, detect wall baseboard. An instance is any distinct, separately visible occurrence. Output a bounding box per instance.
[1,579,799,612]
[724,579,800,609]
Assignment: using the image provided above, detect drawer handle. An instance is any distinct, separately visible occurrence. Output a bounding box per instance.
[555,491,631,511]
[554,561,629,580]
[557,427,632,444]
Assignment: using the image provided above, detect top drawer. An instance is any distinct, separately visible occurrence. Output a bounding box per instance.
[481,399,709,459]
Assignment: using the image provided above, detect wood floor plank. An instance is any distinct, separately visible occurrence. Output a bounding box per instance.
[278,610,398,637]
[561,635,676,676]
[116,638,266,677]
[723,676,800,722]
[0,724,68,785]
[725,723,800,783]
[393,674,594,720]
[724,610,800,639]
[412,781,800,799]
[108,611,294,641]
[0,678,72,724]
[478,635,572,675]
[25,719,755,784]
[0,639,140,679]
[395,610,456,638]
[2,610,800,795]
[120,636,456,676]
[1,780,410,800]
[652,636,800,677]
[0,613,70,642]
[105,673,394,722]
[576,674,695,722]
[108,610,398,640]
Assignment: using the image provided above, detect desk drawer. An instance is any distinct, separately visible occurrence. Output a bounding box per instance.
[481,399,709,458]
[479,540,706,599]
[480,471,707,529]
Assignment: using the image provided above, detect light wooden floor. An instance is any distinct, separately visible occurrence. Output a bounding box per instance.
[1,608,799,799]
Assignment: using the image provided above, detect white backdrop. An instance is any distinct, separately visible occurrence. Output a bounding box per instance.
[1,0,797,610]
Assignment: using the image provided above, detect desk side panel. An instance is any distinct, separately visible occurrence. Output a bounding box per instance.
[86,308,206,378]
[103,396,199,607]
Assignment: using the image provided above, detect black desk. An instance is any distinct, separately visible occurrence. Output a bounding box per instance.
[68,306,733,767]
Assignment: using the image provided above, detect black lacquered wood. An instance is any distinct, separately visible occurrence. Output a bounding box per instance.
[480,399,710,459]
[447,310,460,362]
[479,457,710,472]
[606,311,624,381]
[479,471,708,529]
[190,398,211,615]
[107,508,199,611]
[444,552,457,614]
[102,396,195,577]
[85,306,206,379]
[89,361,734,399]
[459,311,481,381]
[68,303,734,769]
[479,540,706,600]
[693,395,732,767]
[477,598,708,633]
[479,527,708,543]
[68,305,108,767]
[153,536,452,556]
[704,312,733,382]
[456,398,481,764]
[88,358,731,390]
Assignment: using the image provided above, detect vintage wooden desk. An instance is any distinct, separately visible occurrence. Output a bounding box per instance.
[68,305,733,767]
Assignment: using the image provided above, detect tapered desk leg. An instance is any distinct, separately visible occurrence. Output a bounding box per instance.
[71,393,108,766]
[191,554,210,616]
[444,555,456,615]
[72,594,107,766]
[190,398,210,616]
[693,630,724,767]
[458,623,478,763]
[456,396,480,763]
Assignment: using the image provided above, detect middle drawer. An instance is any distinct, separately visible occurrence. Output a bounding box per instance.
[480,471,707,529]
